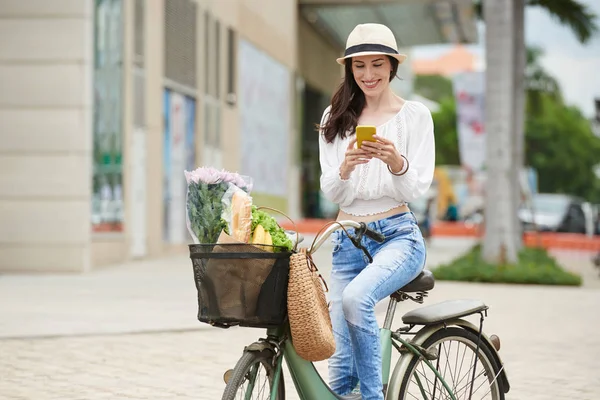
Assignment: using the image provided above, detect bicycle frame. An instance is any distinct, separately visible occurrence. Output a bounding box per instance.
[236,220,506,399]
[259,299,458,400]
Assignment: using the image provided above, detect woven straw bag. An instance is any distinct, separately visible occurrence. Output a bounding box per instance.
[288,247,336,361]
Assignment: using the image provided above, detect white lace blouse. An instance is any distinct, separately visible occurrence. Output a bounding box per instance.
[318,100,435,216]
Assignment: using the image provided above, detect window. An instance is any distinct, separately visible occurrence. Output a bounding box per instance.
[164,0,197,88]
[226,27,237,105]
[215,20,220,99]
[202,12,222,167]
[92,0,124,232]
[134,0,144,67]
[204,11,210,94]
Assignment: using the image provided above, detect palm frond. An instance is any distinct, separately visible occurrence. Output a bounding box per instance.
[527,0,598,43]
[474,0,598,44]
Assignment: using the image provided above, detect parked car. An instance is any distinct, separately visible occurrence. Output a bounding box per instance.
[518,193,587,234]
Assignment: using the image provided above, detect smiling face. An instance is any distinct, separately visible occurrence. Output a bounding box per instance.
[351,54,394,97]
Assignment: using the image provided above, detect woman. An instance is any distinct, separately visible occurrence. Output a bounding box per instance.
[318,23,435,400]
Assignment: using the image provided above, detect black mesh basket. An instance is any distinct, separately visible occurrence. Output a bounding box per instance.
[189,243,292,329]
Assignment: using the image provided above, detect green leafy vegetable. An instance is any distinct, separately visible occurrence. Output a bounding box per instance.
[186,181,228,243]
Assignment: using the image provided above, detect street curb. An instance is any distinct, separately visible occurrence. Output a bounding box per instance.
[279,219,600,252]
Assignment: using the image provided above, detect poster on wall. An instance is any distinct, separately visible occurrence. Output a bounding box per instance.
[92,0,124,232]
[453,71,486,172]
[163,89,196,244]
[238,39,291,197]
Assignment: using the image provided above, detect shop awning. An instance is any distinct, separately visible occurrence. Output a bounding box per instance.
[299,0,478,49]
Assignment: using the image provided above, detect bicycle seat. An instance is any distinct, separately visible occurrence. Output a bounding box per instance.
[391,270,435,299]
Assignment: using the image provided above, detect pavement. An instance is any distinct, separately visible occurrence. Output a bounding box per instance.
[1,237,599,399]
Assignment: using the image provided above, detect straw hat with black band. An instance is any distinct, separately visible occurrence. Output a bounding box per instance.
[336,23,407,65]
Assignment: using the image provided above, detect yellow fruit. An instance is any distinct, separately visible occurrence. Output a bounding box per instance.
[263,231,273,252]
[251,225,265,245]
[251,225,273,252]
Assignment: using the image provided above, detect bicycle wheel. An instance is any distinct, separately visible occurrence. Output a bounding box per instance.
[398,327,504,400]
[221,349,285,400]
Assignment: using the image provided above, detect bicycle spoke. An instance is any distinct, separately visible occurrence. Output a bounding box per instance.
[453,369,487,399]
[451,344,478,395]
[419,361,435,396]
[441,341,458,388]
[236,362,271,400]
[413,365,439,390]
[454,340,469,394]
[471,366,504,400]
[453,339,461,394]
[400,329,500,400]
[406,389,426,400]
[440,341,452,391]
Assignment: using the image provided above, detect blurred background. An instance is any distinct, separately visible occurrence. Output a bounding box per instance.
[1,1,600,399]
[0,0,598,271]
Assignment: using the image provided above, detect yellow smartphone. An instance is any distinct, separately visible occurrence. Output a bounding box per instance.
[356,125,377,149]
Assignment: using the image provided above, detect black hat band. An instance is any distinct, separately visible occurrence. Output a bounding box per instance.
[344,43,398,57]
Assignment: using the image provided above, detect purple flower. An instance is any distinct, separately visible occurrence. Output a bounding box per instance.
[184,167,223,185]
[184,167,253,192]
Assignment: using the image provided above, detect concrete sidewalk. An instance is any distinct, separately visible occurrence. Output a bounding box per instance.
[0,236,477,339]
[1,238,599,399]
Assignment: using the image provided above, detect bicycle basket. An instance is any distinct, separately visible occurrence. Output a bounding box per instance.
[189,243,292,329]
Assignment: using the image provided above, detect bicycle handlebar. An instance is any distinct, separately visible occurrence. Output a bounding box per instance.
[308,220,385,263]
[363,226,385,243]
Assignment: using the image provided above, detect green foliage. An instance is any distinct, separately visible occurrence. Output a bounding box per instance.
[251,206,293,252]
[427,44,600,203]
[431,98,460,166]
[187,182,228,243]
[414,75,454,104]
[433,245,582,286]
[526,95,600,203]
[526,46,563,116]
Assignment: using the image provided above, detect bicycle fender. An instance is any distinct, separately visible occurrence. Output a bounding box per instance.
[244,341,276,354]
[386,319,510,399]
[453,319,510,393]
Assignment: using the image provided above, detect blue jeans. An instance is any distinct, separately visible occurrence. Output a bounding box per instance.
[328,212,426,400]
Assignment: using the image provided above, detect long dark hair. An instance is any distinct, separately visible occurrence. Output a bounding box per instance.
[320,56,399,143]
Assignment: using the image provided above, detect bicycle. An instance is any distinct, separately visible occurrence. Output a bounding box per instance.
[193,220,510,400]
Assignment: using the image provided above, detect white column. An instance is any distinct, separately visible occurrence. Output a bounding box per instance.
[0,1,93,272]
[144,0,166,256]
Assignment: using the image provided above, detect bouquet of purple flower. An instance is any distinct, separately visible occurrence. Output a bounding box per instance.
[184,167,253,244]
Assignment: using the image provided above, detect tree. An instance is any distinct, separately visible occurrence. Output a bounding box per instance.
[431,97,460,166]
[414,75,454,104]
[428,47,600,203]
[526,97,600,203]
[525,46,563,115]
[481,0,598,264]
[475,0,598,43]
[483,0,520,263]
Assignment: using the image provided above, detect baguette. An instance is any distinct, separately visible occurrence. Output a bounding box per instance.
[231,191,252,242]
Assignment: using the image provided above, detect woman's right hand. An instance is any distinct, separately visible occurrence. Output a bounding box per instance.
[339,138,372,180]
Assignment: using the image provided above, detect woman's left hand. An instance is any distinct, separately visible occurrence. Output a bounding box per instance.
[361,135,404,173]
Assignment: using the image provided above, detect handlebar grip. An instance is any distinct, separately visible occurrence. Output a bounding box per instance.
[364,227,385,243]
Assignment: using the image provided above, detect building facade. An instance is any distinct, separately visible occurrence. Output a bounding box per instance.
[0,0,476,272]
[0,0,342,272]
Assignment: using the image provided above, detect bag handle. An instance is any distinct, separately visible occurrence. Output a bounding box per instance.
[256,206,300,251]
[297,248,329,293]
